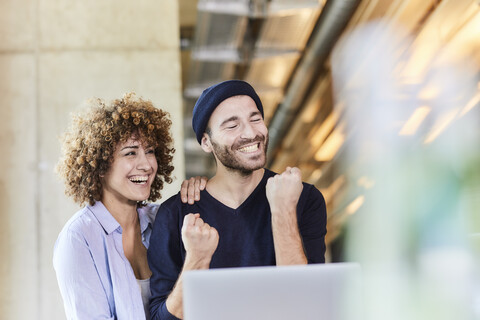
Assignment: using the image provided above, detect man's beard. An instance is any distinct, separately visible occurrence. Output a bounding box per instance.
[210,134,268,177]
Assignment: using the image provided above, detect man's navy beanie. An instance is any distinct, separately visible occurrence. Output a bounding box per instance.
[192,79,264,144]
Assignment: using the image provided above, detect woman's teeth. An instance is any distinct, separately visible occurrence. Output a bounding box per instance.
[129,176,148,184]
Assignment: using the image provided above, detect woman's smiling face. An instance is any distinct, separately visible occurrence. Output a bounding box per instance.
[101,136,158,206]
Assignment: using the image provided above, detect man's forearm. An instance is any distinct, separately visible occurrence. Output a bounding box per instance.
[165,255,212,319]
[165,274,185,319]
[271,209,308,265]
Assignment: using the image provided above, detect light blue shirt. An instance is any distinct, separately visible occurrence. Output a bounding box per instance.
[53,201,158,320]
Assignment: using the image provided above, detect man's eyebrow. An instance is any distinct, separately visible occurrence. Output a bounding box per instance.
[250,111,261,117]
[220,116,239,127]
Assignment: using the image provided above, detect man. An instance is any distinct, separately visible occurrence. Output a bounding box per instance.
[148,80,327,320]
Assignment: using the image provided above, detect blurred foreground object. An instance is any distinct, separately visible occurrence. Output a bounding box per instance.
[331,19,480,320]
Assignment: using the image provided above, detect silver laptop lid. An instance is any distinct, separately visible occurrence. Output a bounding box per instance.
[183,262,362,320]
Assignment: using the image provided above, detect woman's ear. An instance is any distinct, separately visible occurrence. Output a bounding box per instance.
[201,133,213,153]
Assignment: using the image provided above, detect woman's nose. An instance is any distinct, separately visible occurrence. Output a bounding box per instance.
[136,150,152,171]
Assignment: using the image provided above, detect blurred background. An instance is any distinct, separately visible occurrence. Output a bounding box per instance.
[1,0,479,319]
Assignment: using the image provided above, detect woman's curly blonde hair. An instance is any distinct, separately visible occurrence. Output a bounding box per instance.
[57,92,175,206]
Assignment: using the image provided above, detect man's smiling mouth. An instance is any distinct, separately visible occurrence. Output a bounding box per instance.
[238,143,259,153]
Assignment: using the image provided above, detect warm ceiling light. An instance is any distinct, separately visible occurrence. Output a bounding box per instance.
[418,85,440,100]
[439,7,480,62]
[399,106,431,135]
[460,92,480,117]
[302,78,329,123]
[424,109,459,144]
[301,100,321,123]
[308,168,323,184]
[322,175,345,204]
[401,43,437,81]
[310,111,339,148]
[346,195,365,215]
[314,124,345,161]
[357,176,375,189]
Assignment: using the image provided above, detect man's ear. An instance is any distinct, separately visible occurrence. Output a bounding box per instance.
[201,133,213,153]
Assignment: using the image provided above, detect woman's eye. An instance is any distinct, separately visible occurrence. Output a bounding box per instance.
[146,149,155,154]
[125,151,136,156]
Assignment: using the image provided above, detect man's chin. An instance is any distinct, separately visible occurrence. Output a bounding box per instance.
[223,159,265,176]
[238,161,266,173]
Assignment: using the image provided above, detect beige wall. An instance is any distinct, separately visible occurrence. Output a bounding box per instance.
[0,1,185,319]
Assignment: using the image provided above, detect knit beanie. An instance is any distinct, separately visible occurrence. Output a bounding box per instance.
[192,80,264,144]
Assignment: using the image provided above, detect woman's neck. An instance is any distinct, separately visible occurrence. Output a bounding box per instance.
[101,195,139,230]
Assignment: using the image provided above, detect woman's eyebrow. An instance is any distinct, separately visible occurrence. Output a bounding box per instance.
[120,145,139,151]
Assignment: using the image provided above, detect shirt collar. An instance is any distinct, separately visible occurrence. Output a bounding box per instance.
[88,201,121,234]
[137,205,155,234]
[88,201,156,235]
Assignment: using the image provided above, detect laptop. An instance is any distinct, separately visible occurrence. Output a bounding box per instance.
[183,262,362,320]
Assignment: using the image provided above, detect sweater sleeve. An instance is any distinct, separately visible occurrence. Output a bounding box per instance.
[147,198,184,320]
[298,184,327,263]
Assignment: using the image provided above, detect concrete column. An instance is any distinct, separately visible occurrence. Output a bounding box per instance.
[0,1,184,319]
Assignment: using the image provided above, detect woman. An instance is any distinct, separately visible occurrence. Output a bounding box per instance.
[53,93,205,319]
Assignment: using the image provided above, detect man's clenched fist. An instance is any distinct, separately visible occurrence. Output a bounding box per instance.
[181,213,219,267]
[266,167,303,216]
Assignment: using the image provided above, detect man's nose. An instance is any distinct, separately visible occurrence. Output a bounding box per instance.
[240,122,256,139]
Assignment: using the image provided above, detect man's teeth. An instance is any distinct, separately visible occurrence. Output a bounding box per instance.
[238,144,258,152]
[130,176,148,184]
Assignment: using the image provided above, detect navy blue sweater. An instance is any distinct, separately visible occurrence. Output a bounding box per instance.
[148,169,327,320]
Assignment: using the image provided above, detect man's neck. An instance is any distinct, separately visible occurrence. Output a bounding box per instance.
[206,167,265,209]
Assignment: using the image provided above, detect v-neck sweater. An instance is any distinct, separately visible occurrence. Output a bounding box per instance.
[148,169,327,320]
